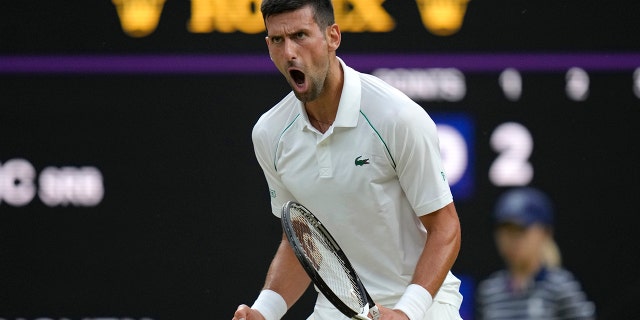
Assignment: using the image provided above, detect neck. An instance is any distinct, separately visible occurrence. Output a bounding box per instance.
[510,259,543,287]
[308,114,333,133]
[305,57,343,127]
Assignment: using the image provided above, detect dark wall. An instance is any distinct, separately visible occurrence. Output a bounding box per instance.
[1,1,639,319]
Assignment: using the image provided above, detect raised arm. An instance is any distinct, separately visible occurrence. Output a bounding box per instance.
[233,232,311,320]
[413,202,461,296]
[383,201,461,320]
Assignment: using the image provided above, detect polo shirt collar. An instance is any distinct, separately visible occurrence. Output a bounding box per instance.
[334,56,362,128]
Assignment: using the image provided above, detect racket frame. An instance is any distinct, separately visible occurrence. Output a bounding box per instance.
[281,201,379,320]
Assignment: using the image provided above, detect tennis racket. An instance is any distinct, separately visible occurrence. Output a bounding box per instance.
[281,200,380,320]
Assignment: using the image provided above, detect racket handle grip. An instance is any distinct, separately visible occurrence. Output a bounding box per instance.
[369,305,381,320]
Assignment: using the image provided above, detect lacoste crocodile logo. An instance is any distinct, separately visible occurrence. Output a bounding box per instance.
[355,155,370,166]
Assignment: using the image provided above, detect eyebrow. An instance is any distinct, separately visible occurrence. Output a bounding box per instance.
[267,28,309,41]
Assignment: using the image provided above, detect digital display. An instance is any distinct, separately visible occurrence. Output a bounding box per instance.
[1,1,639,319]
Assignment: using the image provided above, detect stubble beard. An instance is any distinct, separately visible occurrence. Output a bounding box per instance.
[293,72,325,103]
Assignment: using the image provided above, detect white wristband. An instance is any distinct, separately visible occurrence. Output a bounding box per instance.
[393,284,433,320]
[250,289,287,320]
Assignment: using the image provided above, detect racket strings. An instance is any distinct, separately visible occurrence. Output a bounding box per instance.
[290,207,367,310]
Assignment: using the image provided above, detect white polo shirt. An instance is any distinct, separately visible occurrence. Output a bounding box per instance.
[252,57,462,316]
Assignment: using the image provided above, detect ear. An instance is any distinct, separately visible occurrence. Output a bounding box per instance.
[265,36,274,61]
[326,24,341,52]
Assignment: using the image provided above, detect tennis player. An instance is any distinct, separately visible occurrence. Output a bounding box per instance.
[232,0,463,319]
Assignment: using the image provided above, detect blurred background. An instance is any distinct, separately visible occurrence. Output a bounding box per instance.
[1,0,638,319]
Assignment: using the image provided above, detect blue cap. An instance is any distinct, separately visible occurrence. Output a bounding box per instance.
[493,187,554,227]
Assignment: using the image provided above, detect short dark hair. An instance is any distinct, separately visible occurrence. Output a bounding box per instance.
[260,0,335,30]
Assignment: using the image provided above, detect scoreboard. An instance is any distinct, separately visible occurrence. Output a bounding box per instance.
[1,1,639,319]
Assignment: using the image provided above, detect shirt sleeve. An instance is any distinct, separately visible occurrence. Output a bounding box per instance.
[556,270,597,319]
[252,118,294,218]
[389,100,453,216]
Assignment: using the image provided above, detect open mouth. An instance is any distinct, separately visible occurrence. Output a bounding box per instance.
[290,69,306,87]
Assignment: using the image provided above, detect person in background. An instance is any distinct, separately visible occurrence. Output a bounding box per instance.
[475,186,596,320]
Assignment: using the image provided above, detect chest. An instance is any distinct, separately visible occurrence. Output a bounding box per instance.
[275,126,396,200]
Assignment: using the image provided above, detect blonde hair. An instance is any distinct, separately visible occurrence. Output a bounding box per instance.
[541,238,562,268]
